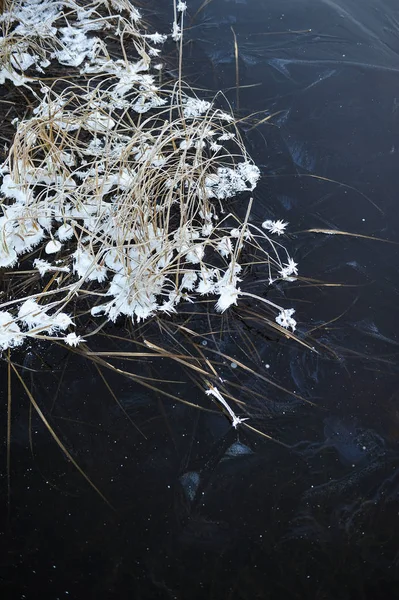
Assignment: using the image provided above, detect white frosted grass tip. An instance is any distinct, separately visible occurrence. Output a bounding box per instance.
[262,219,288,235]
[279,258,298,281]
[276,308,297,332]
[33,259,70,277]
[206,384,248,429]
[64,332,86,347]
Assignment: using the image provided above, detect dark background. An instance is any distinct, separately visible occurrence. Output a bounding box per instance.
[1,1,399,598]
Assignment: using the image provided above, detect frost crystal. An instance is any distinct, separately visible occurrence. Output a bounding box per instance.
[144,33,167,44]
[53,312,73,331]
[181,271,197,291]
[57,224,74,241]
[33,258,69,276]
[64,332,86,347]
[215,282,240,313]
[262,219,288,236]
[206,385,248,429]
[217,236,233,258]
[171,21,182,41]
[0,311,24,350]
[279,258,298,281]
[183,98,212,119]
[276,308,297,332]
[73,249,107,283]
[18,299,47,329]
[215,262,241,313]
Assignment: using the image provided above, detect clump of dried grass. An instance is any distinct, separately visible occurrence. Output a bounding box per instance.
[0,4,309,507]
[0,0,298,358]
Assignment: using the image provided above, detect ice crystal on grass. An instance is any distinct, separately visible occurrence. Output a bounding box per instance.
[204,162,260,200]
[144,33,167,44]
[214,262,242,313]
[54,26,101,67]
[183,98,212,119]
[0,311,24,351]
[171,22,182,42]
[279,258,298,281]
[177,2,188,13]
[276,308,297,332]
[64,332,86,347]
[217,236,233,258]
[17,298,73,335]
[262,219,288,236]
[33,258,69,276]
[215,282,240,313]
[206,385,248,429]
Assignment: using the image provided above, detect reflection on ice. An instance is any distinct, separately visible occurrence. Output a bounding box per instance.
[224,441,254,458]
[180,471,200,502]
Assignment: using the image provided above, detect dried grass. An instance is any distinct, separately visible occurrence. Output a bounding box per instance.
[0,1,304,473]
[0,0,298,356]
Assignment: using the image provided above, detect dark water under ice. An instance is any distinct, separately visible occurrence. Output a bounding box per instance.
[2,0,399,598]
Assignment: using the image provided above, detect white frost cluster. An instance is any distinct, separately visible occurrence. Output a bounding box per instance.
[204,162,260,200]
[262,219,288,236]
[183,98,212,119]
[0,299,80,351]
[279,258,298,281]
[276,308,297,332]
[0,311,24,351]
[177,2,188,13]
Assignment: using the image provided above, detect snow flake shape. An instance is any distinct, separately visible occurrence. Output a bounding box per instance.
[262,219,288,236]
[279,258,298,281]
